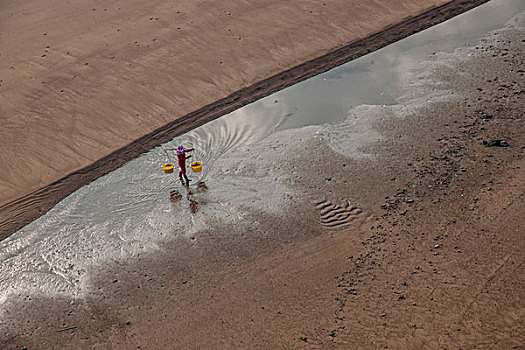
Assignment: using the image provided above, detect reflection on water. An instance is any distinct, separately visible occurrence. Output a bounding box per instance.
[187,188,198,214]
[273,0,525,131]
[0,0,523,306]
[170,181,202,214]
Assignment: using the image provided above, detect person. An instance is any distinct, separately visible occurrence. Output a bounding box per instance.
[175,145,194,183]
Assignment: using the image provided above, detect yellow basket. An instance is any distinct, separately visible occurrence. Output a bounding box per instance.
[162,163,175,174]
[190,161,202,173]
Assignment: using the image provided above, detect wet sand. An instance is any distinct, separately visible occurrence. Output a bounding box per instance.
[0,0,491,238]
[2,8,523,350]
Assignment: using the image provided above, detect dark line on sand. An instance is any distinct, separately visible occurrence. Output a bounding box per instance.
[0,0,490,240]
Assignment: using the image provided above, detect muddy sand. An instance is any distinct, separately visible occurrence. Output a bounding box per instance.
[0,0,491,238]
[2,6,524,350]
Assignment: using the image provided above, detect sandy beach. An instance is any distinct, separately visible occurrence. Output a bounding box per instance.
[0,0,490,238]
[1,0,524,349]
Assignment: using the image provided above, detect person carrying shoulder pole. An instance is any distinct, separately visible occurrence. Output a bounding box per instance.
[174,145,194,184]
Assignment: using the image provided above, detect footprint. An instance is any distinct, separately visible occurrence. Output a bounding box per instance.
[169,190,182,202]
[196,181,208,192]
[315,199,365,229]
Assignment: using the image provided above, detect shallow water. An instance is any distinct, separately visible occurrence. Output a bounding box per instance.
[1,0,523,307]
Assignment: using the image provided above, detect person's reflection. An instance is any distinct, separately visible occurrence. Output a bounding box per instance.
[169,181,207,214]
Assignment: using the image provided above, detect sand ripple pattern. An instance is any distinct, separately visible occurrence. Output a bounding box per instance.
[315,199,365,229]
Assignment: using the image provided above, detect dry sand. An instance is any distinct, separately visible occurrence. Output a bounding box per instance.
[2,6,524,350]
[0,0,491,238]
